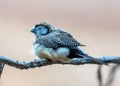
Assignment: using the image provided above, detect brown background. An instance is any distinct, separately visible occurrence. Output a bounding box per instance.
[0,0,120,86]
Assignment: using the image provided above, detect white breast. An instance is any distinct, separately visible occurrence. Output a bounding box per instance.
[56,47,70,58]
[55,47,70,62]
[33,44,70,62]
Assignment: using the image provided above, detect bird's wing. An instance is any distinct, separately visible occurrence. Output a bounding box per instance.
[53,30,81,48]
[34,30,85,49]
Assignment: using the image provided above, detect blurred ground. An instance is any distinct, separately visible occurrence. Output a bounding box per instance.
[0,0,120,86]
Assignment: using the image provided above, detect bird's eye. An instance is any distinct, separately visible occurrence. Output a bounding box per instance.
[36,26,48,35]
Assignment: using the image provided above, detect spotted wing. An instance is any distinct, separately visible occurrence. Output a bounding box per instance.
[53,31,81,49]
[34,30,85,49]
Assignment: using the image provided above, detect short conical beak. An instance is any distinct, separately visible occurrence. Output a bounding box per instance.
[30,27,36,33]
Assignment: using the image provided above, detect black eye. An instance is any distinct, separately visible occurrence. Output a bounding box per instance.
[36,26,48,35]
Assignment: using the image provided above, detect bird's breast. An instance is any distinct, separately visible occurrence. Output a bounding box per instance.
[33,44,70,62]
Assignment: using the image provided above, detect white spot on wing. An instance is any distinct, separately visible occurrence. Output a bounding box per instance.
[56,47,70,57]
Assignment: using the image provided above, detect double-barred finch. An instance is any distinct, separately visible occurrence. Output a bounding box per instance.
[30,22,104,64]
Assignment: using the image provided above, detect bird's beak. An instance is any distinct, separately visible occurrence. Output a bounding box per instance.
[30,27,36,33]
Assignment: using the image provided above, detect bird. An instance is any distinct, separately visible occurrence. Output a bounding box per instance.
[30,22,104,64]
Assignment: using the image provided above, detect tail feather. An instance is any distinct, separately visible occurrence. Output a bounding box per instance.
[78,54,106,64]
[70,48,106,64]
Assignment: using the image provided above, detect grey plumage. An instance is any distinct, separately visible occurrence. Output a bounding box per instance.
[34,30,84,49]
[31,22,104,64]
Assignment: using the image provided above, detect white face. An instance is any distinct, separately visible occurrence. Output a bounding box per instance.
[36,26,48,35]
[31,25,49,36]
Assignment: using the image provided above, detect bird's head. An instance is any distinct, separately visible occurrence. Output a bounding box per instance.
[30,22,55,37]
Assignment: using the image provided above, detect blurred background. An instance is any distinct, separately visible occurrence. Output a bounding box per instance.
[0,0,120,86]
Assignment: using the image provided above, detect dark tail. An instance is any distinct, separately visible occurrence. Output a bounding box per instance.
[79,54,106,64]
[69,48,106,65]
